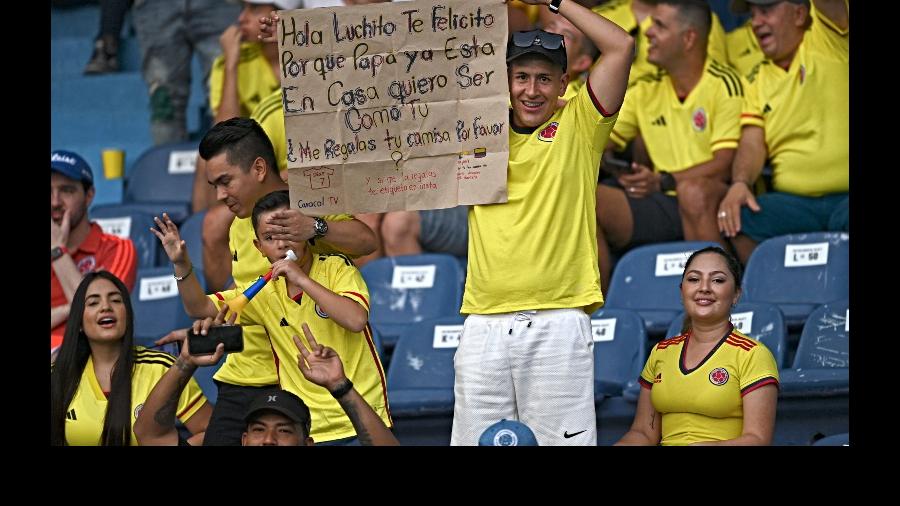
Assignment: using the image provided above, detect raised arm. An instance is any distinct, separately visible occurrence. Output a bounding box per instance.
[536,0,634,114]
[266,210,377,258]
[134,318,229,445]
[813,0,849,31]
[151,213,218,318]
[294,324,399,446]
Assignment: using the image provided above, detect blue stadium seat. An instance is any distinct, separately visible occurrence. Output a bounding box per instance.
[90,204,160,268]
[779,299,850,396]
[742,232,849,328]
[360,254,465,349]
[130,266,205,348]
[590,308,647,399]
[386,315,464,417]
[604,241,720,334]
[123,141,201,224]
[664,302,788,368]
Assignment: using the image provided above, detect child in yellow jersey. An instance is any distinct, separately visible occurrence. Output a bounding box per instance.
[207,190,390,444]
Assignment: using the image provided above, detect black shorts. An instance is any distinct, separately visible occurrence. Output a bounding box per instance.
[202,381,279,446]
[600,178,683,250]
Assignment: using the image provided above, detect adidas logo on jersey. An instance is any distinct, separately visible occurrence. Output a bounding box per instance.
[66,408,77,420]
[762,103,772,114]
[280,317,290,327]
[651,115,667,126]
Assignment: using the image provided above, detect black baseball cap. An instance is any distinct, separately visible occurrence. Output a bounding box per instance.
[244,389,311,431]
[507,30,567,73]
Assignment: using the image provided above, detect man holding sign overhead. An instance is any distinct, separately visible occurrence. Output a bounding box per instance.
[451,0,633,446]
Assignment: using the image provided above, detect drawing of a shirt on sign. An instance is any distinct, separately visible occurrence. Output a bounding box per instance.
[303,167,335,189]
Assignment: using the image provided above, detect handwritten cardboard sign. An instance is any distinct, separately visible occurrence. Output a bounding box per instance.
[278,0,509,215]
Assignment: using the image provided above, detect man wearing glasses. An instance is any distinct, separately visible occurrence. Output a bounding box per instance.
[452,0,634,446]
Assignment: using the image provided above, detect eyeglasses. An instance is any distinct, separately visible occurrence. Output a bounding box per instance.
[511,30,565,51]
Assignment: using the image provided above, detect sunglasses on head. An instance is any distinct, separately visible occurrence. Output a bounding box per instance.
[511,30,565,51]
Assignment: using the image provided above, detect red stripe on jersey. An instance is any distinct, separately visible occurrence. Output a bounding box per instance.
[657,334,687,349]
[638,377,653,389]
[586,78,616,117]
[741,113,764,119]
[342,291,370,311]
[725,338,754,351]
[363,324,392,425]
[727,333,757,349]
[214,292,225,301]
[176,393,205,419]
[741,377,779,396]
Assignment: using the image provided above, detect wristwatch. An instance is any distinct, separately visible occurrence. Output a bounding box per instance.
[313,217,329,238]
[50,246,68,262]
[549,0,563,14]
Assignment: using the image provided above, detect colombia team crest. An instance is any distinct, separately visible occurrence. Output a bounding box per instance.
[709,367,729,386]
[537,122,559,142]
[315,304,329,319]
[692,108,707,132]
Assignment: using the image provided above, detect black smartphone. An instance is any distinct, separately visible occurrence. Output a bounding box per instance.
[188,326,244,356]
[603,156,634,175]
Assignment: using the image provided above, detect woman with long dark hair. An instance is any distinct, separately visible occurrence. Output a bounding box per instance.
[50,271,212,445]
[616,246,779,446]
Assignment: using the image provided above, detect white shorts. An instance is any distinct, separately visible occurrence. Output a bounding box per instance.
[450,308,597,446]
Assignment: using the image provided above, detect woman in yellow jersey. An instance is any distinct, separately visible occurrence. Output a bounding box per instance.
[616,247,779,446]
[50,272,212,445]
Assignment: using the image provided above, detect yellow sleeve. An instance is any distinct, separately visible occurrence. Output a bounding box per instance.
[209,56,226,115]
[176,376,208,423]
[325,255,371,314]
[740,79,765,128]
[709,76,744,152]
[308,215,359,257]
[808,0,849,59]
[567,82,619,153]
[738,343,780,395]
[609,83,640,149]
[638,347,657,388]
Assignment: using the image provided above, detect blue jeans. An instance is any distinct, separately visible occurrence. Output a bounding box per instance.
[132,0,240,144]
[741,192,849,243]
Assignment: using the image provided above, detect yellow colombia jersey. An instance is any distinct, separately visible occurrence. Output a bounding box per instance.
[463,80,616,315]
[725,20,764,78]
[740,1,849,197]
[209,42,281,118]
[63,347,207,446]
[252,89,289,173]
[638,328,779,446]
[592,1,729,85]
[212,214,356,387]
[610,58,744,176]
[211,253,390,442]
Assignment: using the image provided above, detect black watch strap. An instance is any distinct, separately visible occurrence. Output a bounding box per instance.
[50,246,66,262]
[549,0,563,14]
[313,217,328,238]
[660,171,677,193]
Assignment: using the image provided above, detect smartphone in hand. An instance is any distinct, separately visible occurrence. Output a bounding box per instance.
[188,326,244,356]
[603,156,634,175]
